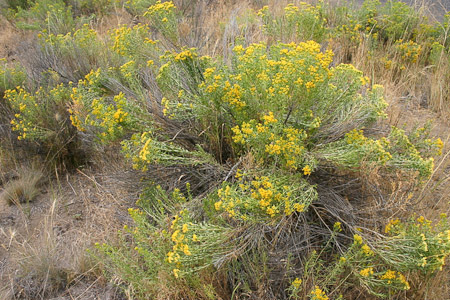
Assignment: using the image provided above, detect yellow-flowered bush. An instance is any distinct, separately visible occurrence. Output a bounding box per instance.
[121,131,208,170]
[68,69,136,143]
[394,39,422,64]
[87,3,448,298]
[258,2,327,42]
[96,185,230,298]
[0,59,26,96]
[317,125,437,178]
[6,83,72,141]
[215,171,317,222]
[110,24,158,62]
[143,1,178,41]
[14,0,75,34]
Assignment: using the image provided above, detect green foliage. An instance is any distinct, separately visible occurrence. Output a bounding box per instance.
[143,1,178,42]
[292,216,450,298]
[258,2,327,42]
[5,0,32,11]
[2,0,449,298]
[95,185,230,299]
[6,83,72,141]
[68,0,114,15]
[38,24,108,81]
[14,0,76,34]
[124,0,156,16]
[0,59,26,97]
[68,68,151,143]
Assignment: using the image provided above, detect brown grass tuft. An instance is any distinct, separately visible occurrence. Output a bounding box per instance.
[0,168,44,205]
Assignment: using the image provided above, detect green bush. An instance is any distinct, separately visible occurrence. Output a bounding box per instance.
[14,0,76,34]
[95,39,444,298]
[5,83,85,168]
[0,58,26,97]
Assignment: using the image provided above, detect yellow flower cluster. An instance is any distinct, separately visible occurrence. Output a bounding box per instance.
[200,41,334,119]
[291,277,302,289]
[353,234,363,245]
[310,286,329,300]
[345,129,393,164]
[110,24,157,58]
[69,69,130,142]
[166,210,200,278]
[144,0,176,16]
[359,267,374,277]
[394,39,422,63]
[6,83,70,141]
[379,270,410,290]
[215,171,315,221]
[231,112,311,170]
[173,49,196,61]
[385,218,400,233]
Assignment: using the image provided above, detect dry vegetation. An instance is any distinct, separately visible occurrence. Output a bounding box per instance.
[0,0,450,299]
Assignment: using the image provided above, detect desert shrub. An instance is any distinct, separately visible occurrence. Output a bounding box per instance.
[95,185,230,299]
[36,24,108,82]
[158,41,387,160]
[124,0,156,16]
[14,0,76,35]
[289,215,450,299]
[0,0,442,298]
[5,83,85,169]
[143,0,178,42]
[0,58,26,97]
[95,38,445,299]
[258,2,327,43]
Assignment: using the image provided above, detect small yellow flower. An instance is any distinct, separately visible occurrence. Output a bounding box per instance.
[173,268,180,278]
[359,267,374,277]
[302,165,312,176]
[292,277,302,289]
[333,222,342,232]
[361,244,374,256]
[353,234,363,245]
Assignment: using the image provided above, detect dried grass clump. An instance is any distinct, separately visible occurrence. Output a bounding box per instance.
[0,168,44,205]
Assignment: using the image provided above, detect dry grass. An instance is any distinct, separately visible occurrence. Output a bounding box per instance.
[0,167,44,206]
[0,155,139,299]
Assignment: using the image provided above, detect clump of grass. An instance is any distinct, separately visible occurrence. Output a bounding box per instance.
[0,168,44,205]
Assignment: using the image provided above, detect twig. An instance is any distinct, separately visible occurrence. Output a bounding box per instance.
[223,157,242,182]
